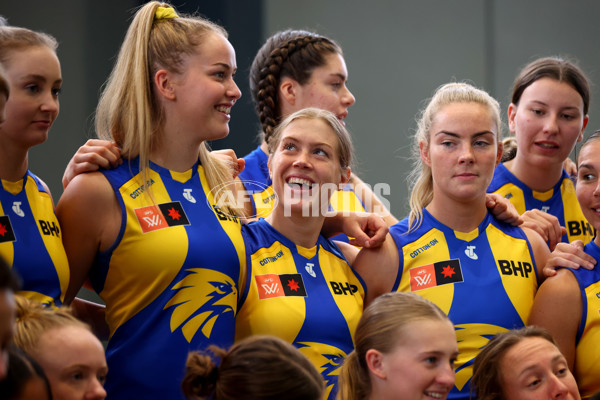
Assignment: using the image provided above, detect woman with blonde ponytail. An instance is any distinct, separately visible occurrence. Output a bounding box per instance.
[56,2,246,398]
[350,82,552,399]
[337,292,457,400]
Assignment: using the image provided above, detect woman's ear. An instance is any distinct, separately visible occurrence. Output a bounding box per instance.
[365,349,386,380]
[496,140,503,166]
[419,141,431,167]
[340,167,351,184]
[507,103,518,134]
[279,77,298,106]
[578,114,589,143]
[154,69,176,101]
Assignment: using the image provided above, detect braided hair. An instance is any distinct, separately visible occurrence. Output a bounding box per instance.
[249,30,342,143]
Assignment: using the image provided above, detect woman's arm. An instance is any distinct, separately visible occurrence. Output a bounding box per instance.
[56,171,120,304]
[351,234,400,306]
[528,269,581,369]
[522,227,552,280]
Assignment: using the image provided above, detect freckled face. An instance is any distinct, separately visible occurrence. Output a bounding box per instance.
[269,118,348,215]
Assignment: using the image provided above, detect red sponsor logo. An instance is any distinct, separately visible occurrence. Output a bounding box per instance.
[256,274,284,299]
[409,264,436,291]
[135,205,169,233]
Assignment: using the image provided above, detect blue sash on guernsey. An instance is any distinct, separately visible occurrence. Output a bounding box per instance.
[239,145,366,243]
[0,171,68,306]
[92,158,245,400]
[488,163,594,244]
[561,241,600,397]
[236,219,365,400]
[390,210,539,399]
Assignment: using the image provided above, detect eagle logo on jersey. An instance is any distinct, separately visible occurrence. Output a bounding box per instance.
[296,342,347,392]
[164,268,238,343]
[454,323,510,390]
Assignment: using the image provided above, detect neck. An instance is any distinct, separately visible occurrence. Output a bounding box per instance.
[266,206,324,248]
[260,140,268,154]
[505,156,564,192]
[150,129,203,172]
[426,195,488,232]
[0,138,28,181]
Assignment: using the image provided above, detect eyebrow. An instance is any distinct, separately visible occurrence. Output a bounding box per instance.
[518,355,565,377]
[20,73,63,85]
[435,131,494,138]
[578,163,596,171]
[283,136,334,148]
[329,72,347,81]
[529,100,580,111]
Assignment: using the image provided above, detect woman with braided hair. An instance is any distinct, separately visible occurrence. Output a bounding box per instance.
[238,29,397,226]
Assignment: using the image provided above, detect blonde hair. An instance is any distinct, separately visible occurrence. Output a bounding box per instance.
[267,107,354,172]
[407,82,502,231]
[0,25,57,67]
[337,292,450,400]
[12,295,89,356]
[95,2,240,214]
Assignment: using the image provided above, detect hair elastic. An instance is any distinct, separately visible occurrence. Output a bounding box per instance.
[155,6,178,20]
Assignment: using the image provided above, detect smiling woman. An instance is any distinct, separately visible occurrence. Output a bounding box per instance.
[55,2,246,399]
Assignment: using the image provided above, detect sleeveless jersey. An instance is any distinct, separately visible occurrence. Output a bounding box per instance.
[0,171,68,306]
[390,210,539,399]
[488,163,594,244]
[563,241,600,397]
[236,219,365,400]
[239,145,366,242]
[93,158,245,400]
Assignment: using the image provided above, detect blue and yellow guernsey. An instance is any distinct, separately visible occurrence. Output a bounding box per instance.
[236,219,365,400]
[390,210,539,399]
[239,146,365,242]
[488,163,594,244]
[0,171,68,307]
[93,158,245,400]
[562,241,600,398]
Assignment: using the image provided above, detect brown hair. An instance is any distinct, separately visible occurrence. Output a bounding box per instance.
[181,335,323,400]
[337,292,451,400]
[471,326,557,400]
[0,63,9,100]
[511,57,590,115]
[249,29,342,143]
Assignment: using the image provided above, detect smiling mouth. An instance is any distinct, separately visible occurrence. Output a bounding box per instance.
[536,142,558,149]
[216,105,232,115]
[424,391,447,399]
[287,177,313,189]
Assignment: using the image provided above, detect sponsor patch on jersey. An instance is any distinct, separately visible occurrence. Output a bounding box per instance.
[256,273,307,299]
[409,259,463,291]
[0,216,16,243]
[135,201,190,233]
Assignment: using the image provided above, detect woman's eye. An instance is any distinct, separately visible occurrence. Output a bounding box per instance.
[283,143,296,151]
[314,148,328,156]
[26,84,39,93]
[474,140,490,147]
